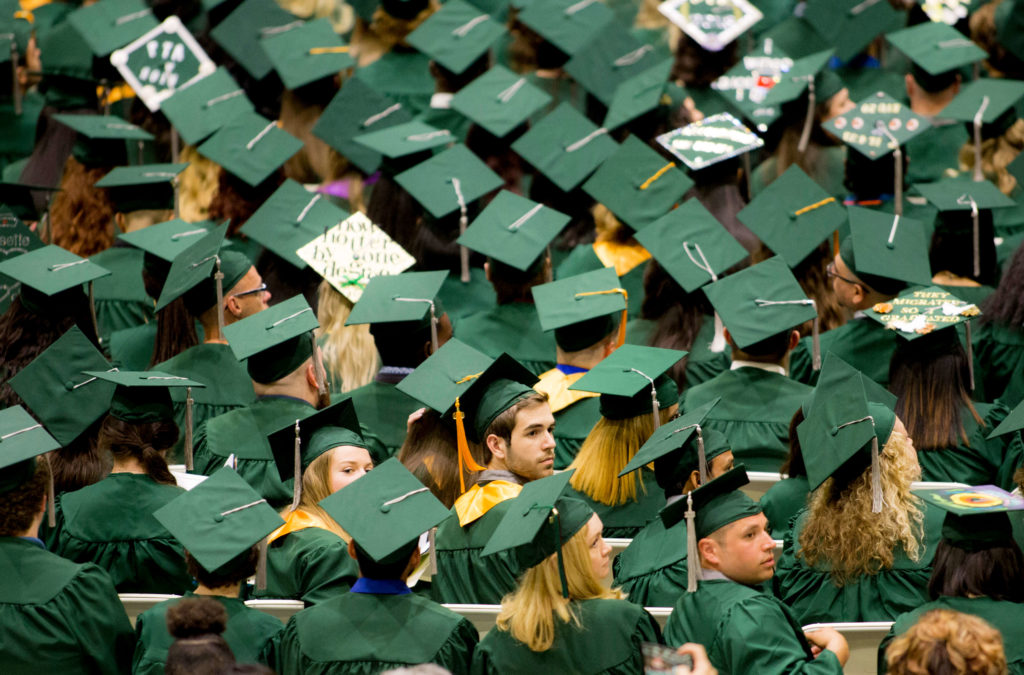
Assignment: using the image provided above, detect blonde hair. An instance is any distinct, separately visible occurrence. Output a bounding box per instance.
[355,0,439,65]
[176,146,220,223]
[292,449,349,540]
[593,203,633,244]
[496,522,623,652]
[958,118,1024,195]
[317,280,379,392]
[568,406,675,505]
[887,609,1007,675]
[798,427,924,586]
[277,0,354,34]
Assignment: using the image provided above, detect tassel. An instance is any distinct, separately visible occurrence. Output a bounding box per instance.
[552,508,569,599]
[428,526,437,576]
[451,177,471,283]
[650,384,661,430]
[44,454,55,528]
[973,96,989,183]
[453,397,486,494]
[615,306,627,349]
[797,77,815,155]
[214,257,225,338]
[428,304,439,354]
[256,538,268,590]
[290,420,302,511]
[870,434,882,514]
[710,312,726,352]
[696,426,707,485]
[184,387,194,471]
[811,316,821,371]
[685,492,701,592]
[966,321,975,392]
[893,144,903,217]
[971,199,981,279]
[88,281,100,345]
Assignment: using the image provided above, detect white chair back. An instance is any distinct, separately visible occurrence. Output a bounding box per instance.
[119,593,179,627]
[244,599,305,623]
[743,471,785,501]
[803,621,893,675]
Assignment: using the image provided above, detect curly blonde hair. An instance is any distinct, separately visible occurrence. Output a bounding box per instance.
[886,609,1006,675]
[176,146,220,223]
[798,426,924,586]
[317,280,379,393]
[958,118,1024,195]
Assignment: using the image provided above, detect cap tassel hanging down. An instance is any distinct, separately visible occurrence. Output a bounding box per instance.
[393,297,439,352]
[43,453,55,527]
[673,423,707,483]
[213,256,226,338]
[753,298,820,370]
[797,76,815,155]
[684,492,701,592]
[873,123,903,216]
[574,288,628,348]
[957,194,982,279]
[452,393,487,494]
[290,419,302,511]
[450,177,470,283]
[626,367,660,430]
[834,415,883,513]
[683,242,725,353]
[973,96,990,183]
[184,387,195,471]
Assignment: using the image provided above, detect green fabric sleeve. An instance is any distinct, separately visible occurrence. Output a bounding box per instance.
[432,618,480,675]
[65,564,138,673]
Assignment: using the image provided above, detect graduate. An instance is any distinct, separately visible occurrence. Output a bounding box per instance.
[265,458,479,674]
[135,467,287,674]
[472,471,662,674]
[0,406,136,672]
[662,467,849,674]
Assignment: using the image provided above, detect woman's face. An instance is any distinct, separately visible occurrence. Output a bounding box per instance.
[585,513,612,581]
[328,446,374,493]
[825,87,855,123]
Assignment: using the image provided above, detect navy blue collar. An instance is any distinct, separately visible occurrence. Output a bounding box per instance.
[19,536,45,550]
[555,364,589,375]
[351,577,412,595]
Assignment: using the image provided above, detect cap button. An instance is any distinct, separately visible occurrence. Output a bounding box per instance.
[830,425,840,436]
[380,504,391,514]
[886,241,896,250]
[213,514,225,523]
[64,380,75,391]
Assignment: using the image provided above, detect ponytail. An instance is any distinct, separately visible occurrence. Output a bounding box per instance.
[98,416,179,485]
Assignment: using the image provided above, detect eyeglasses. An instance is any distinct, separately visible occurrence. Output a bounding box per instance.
[230,283,267,298]
[826,261,859,287]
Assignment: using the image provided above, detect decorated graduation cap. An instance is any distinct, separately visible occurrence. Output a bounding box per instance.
[68,0,158,57]
[161,67,254,146]
[267,399,369,510]
[703,256,820,367]
[345,270,448,352]
[353,120,455,159]
[913,484,1024,551]
[261,18,353,91]
[582,135,692,231]
[241,179,349,269]
[406,0,504,75]
[619,398,723,485]
[658,0,762,52]
[516,0,615,57]
[481,470,594,597]
[802,0,903,64]
[564,23,668,107]
[510,102,619,193]
[312,76,415,174]
[53,114,154,167]
[532,267,627,352]
[713,39,794,133]
[570,344,684,427]
[451,65,552,138]
[197,111,303,187]
[457,191,568,273]
[224,295,324,392]
[656,112,764,172]
[0,406,61,525]
[886,22,984,91]
[154,466,285,589]
[94,163,186,213]
[842,205,933,294]
[737,164,845,267]
[209,0,300,80]
[321,457,449,568]
[660,465,760,590]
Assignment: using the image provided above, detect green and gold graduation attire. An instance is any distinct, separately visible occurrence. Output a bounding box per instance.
[915,402,1023,488]
[454,302,557,377]
[556,244,648,320]
[259,514,359,606]
[109,322,159,370]
[973,321,1024,407]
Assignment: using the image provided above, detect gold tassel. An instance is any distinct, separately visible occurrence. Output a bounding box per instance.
[290,420,302,511]
[453,397,485,494]
[184,387,194,471]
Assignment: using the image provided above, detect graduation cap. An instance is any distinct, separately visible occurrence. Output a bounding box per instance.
[737,163,846,267]
[262,17,353,91]
[94,163,186,213]
[160,67,254,146]
[197,111,303,187]
[802,0,903,64]
[209,0,300,81]
[531,267,627,352]
[601,58,674,131]
[395,144,502,219]
[406,0,504,75]
[118,219,215,264]
[83,369,203,424]
[713,39,795,133]
[0,405,61,525]
[759,49,836,153]
[53,114,154,167]
[345,270,448,352]
[516,0,614,57]
[656,112,764,172]
[658,0,762,52]
[0,246,109,327]
[68,0,158,57]
[988,398,1024,440]
[996,0,1024,63]
[153,466,285,589]
[886,22,984,87]
[921,0,977,25]
[312,76,415,175]
[223,294,323,389]
[320,457,450,565]
[913,484,1024,551]
[481,470,594,597]
[843,205,933,293]
[510,102,619,193]
[582,135,693,231]
[618,398,723,484]
[570,344,684,427]
[353,120,455,159]
[0,182,61,223]
[826,91,931,160]
[457,190,568,272]
[450,64,552,138]
[940,80,1024,181]
[241,179,349,269]
[659,465,760,590]
[564,23,668,107]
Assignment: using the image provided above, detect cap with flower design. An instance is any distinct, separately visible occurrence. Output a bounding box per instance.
[824,91,931,161]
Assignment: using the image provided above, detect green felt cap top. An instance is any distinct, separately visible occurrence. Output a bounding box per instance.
[321,457,451,564]
[53,113,153,141]
[480,470,594,568]
[914,178,1017,212]
[95,163,186,213]
[353,120,455,159]
[996,0,1024,62]
[83,369,203,423]
[7,326,116,445]
[564,23,669,106]
[988,398,1024,439]
[940,79,1024,124]
[160,67,254,146]
[635,198,748,293]
[582,135,693,231]
[155,223,232,310]
[862,285,981,341]
[619,398,722,476]
[154,466,285,573]
[0,244,110,296]
[510,102,619,193]
[531,266,625,333]
[913,485,1024,551]
[209,0,300,81]
[0,406,61,495]
[702,256,817,350]
[886,22,984,77]
[659,0,764,53]
[457,191,568,271]
[345,270,448,326]
[602,58,674,131]
[656,112,764,172]
[737,163,846,267]
[516,0,614,57]
[266,398,368,482]
[802,0,903,64]
[759,49,834,107]
[844,206,934,288]
[406,0,504,75]
[451,65,552,138]
[262,18,354,91]
[660,465,760,535]
[241,179,350,269]
[570,344,683,420]
[118,219,215,263]
[824,92,932,160]
[313,76,415,175]
[395,144,503,218]
[197,111,303,187]
[68,0,158,57]
[223,293,319,364]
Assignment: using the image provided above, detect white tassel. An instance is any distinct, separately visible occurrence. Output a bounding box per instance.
[685,492,701,592]
[650,385,661,430]
[184,387,194,471]
[710,312,726,352]
[214,257,225,338]
[811,316,821,371]
[696,426,707,485]
[870,435,882,514]
[290,420,302,511]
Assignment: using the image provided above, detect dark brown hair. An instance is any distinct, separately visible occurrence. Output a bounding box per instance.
[981,239,1024,327]
[185,547,258,589]
[0,458,49,536]
[165,598,235,675]
[928,539,1024,603]
[399,409,483,509]
[481,392,549,463]
[780,409,807,478]
[49,156,117,257]
[98,416,178,485]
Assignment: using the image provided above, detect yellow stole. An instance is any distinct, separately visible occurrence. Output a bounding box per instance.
[268,508,346,544]
[454,480,522,527]
[535,368,599,414]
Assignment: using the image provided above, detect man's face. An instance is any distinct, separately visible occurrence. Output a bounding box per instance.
[830,253,861,309]
[502,401,556,482]
[228,267,271,319]
[709,451,734,479]
[706,513,776,586]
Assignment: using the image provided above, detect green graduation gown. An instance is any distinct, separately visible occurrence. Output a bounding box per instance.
[438,267,497,321]
[471,598,662,675]
[109,322,158,371]
[133,591,283,674]
[562,470,665,539]
[613,511,689,608]
[556,246,647,319]
[265,583,479,674]
[904,121,968,186]
[343,377,421,459]
[626,316,731,391]
[877,596,1024,675]
[974,321,1024,407]
[454,302,557,377]
[915,402,1022,488]
[774,501,945,624]
[789,316,900,386]
[681,365,813,472]
[664,576,844,675]
[760,476,810,543]
[260,526,359,606]
[0,537,136,674]
[156,342,257,464]
[192,396,316,509]
[51,473,191,594]
[90,246,153,347]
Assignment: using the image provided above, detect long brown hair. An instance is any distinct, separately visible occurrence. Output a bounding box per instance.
[98,415,178,486]
[399,408,484,508]
[49,156,117,256]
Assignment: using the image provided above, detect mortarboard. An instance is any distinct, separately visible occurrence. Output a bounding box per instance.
[345,270,448,351]
[82,369,203,424]
[261,17,354,91]
[996,0,1024,63]
[457,190,568,272]
[197,111,303,187]
[602,58,674,132]
[843,206,933,290]
[94,163,186,213]
[0,405,61,524]
[153,223,247,319]
[759,49,836,153]
[713,39,794,133]
[160,67,254,146]
[353,120,455,159]
[450,65,552,138]
[941,79,1024,181]
[68,0,158,57]
[209,0,300,81]
[0,244,110,300]
[564,23,668,106]
[825,91,932,161]
[802,0,903,64]
[656,112,764,172]
[395,144,503,219]
[914,484,1024,551]
[658,0,763,52]
[516,0,614,57]
[619,398,723,484]
[569,344,684,426]
[531,267,626,352]
[53,113,154,167]
[886,21,984,80]
[223,294,323,387]
[118,219,215,263]
[406,0,505,75]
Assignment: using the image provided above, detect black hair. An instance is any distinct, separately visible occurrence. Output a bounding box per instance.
[928,539,1024,602]
[165,598,235,675]
[352,539,419,580]
[185,546,258,589]
[929,209,997,286]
